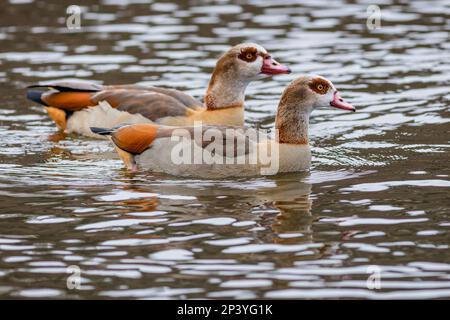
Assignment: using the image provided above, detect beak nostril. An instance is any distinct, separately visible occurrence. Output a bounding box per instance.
[339,98,343,102]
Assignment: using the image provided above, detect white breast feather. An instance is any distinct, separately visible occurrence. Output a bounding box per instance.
[135,136,311,178]
[66,101,153,138]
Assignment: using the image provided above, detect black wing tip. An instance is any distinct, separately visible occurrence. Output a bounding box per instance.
[26,90,47,106]
[90,127,113,135]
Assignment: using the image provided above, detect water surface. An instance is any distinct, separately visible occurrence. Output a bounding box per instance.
[0,0,449,299]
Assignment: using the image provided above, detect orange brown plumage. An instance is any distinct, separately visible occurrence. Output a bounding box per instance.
[111,124,159,154]
[41,91,95,111]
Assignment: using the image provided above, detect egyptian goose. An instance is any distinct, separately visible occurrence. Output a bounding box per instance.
[91,75,355,177]
[26,43,290,138]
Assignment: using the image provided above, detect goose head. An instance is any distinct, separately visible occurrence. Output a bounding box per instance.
[276,75,355,144]
[206,43,290,110]
[279,75,355,114]
[213,43,291,82]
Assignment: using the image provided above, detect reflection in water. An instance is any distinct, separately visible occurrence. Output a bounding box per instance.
[0,0,449,299]
[251,176,313,242]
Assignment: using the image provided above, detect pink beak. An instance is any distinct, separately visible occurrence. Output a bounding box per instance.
[330,91,355,112]
[261,55,291,75]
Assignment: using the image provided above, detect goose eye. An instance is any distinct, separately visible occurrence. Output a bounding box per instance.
[246,53,253,59]
[317,84,324,91]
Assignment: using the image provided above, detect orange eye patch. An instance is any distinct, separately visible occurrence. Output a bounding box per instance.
[309,78,330,94]
[238,47,258,62]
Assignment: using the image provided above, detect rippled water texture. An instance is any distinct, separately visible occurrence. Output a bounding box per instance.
[0,0,449,299]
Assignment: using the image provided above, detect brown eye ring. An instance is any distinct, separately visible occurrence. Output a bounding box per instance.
[309,78,330,95]
[238,47,258,62]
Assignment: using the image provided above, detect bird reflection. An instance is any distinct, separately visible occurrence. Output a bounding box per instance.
[46,131,66,143]
[251,174,313,244]
[108,171,314,245]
